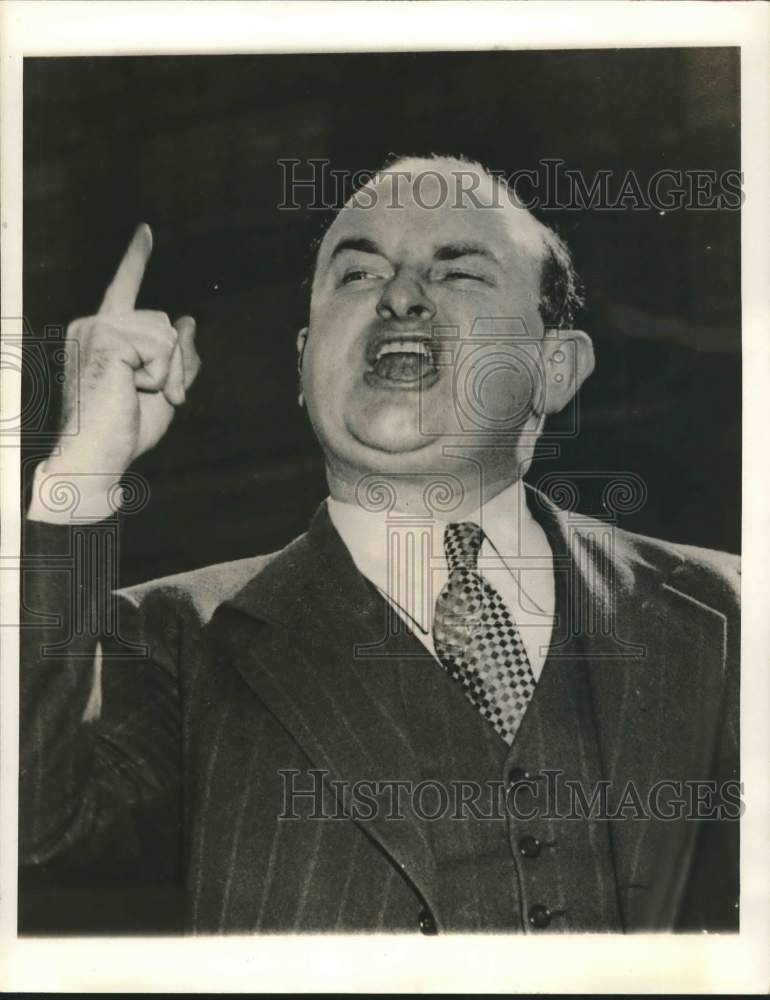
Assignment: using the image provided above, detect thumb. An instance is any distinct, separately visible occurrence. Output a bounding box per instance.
[174,315,201,390]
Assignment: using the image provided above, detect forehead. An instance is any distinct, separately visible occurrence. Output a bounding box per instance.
[316,165,545,274]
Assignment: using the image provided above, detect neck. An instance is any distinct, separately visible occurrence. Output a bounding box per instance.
[326,460,528,520]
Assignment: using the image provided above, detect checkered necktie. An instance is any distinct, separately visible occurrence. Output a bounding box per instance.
[432,521,537,745]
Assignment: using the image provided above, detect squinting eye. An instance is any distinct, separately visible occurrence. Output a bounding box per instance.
[442,270,484,282]
[341,269,380,285]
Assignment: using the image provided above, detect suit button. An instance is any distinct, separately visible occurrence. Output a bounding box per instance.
[518,835,542,858]
[528,904,552,929]
[418,908,437,935]
[507,767,530,787]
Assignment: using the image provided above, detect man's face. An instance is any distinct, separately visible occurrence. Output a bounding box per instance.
[302,168,548,484]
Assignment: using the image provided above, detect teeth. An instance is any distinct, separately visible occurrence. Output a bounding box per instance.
[375,340,432,363]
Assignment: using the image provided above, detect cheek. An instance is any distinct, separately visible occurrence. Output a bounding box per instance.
[304,322,359,390]
[452,344,543,430]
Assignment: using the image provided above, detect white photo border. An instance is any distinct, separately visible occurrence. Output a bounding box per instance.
[1,1,768,993]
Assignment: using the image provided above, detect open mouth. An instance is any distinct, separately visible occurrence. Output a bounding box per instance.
[364,337,440,389]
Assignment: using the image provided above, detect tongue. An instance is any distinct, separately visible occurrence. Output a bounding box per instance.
[374,352,432,382]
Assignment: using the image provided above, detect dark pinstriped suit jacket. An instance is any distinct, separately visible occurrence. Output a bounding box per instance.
[19,488,740,933]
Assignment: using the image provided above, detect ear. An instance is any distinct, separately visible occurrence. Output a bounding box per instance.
[296,326,308,374]
[540,328,595,416]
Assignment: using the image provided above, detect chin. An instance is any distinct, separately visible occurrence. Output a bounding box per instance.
[348,409,436,457]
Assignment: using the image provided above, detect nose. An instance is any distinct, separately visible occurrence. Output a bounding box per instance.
[376,272,436,323]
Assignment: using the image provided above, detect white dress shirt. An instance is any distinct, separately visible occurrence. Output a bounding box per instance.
[328,479,555,679]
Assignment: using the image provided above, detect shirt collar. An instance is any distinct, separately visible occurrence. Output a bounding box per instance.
[327,477,537,633]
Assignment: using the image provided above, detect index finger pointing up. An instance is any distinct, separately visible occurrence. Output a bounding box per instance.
[99,223,153,315]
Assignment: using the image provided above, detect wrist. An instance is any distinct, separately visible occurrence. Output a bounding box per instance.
[27,461,125,524]
[44,440,130,479]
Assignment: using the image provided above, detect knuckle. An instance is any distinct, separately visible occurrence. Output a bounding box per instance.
[80,318,118,348]
[142,370,167,390]
[136,310,175,340]
[156,321,178,349]
[70,315,113,344]
[87,325,123,354]
[149,309,173,329]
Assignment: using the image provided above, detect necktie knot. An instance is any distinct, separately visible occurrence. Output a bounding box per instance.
[443,521,484,574]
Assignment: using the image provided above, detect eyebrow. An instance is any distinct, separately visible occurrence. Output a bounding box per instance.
[329,237,385,261]
[326,236,499,266]
[434,241,498,264]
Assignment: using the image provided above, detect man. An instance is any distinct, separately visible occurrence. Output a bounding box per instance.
[20,156,740,934]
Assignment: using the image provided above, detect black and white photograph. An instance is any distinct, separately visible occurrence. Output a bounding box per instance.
[1,1,768,993]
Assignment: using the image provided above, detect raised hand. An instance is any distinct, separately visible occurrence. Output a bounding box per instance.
[46,224,200,480]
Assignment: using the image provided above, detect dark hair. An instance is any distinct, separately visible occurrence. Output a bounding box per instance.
[537,227,585,328]
[305,154,585,328]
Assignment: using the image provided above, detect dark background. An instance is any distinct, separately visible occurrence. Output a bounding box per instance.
[21,49,740,932]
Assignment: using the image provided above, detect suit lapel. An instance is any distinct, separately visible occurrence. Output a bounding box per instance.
[213,503,439,913]
[531,491,729,930]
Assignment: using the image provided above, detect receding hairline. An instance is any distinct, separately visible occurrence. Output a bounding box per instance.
[316,154,551,272]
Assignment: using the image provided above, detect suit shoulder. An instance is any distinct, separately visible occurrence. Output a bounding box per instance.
[669,539,740,615]
[118,550,280,626]
[667,538,740,578]
[620,527,740,614]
